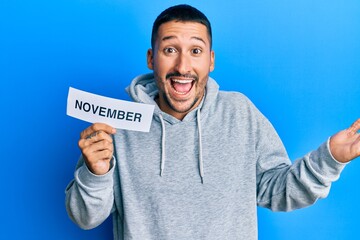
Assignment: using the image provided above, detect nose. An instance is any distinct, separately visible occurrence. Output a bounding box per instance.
[175,53,191,74]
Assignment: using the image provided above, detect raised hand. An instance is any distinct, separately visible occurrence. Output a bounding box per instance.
[330,119,360,163]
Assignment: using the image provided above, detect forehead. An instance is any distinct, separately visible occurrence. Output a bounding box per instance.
[156,20,210,46]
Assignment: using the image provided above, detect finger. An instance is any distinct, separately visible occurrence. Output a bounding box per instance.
[86,131,100,140]
[93,149,113,161]
[85,130,113,143]
[85,148,113,162]
[91,138,114,152]
[78,131,113,153]
[81,123,116,139]
[79,136,113,152]
[80,123,116,139]
[347,118,360,136]
[81,140,114,161]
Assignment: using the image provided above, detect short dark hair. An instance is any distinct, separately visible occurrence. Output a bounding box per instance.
[151,4,212,49]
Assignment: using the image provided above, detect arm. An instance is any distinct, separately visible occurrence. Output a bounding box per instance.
[257,139,346,211]
[65,123,117,229]
[255,116,358,211]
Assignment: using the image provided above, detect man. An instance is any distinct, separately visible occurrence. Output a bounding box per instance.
[66,4,360,239]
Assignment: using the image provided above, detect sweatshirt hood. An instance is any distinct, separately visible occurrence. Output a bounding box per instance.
[126,73,219,183]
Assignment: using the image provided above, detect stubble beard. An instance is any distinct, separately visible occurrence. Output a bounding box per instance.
[155,71,207,116]
[162,91,201,114]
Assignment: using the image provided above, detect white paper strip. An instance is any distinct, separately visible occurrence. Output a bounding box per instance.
[67,87,155,132]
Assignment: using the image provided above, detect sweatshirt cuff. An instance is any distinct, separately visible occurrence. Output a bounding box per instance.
[310,139,347,182]
[76,156,116,189]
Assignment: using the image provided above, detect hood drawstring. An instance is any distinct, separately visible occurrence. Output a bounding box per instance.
[158,110,204,183]
[197,108,204,183]
[159,114,166,177]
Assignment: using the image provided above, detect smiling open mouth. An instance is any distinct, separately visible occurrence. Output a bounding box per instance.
[170,79,195,95]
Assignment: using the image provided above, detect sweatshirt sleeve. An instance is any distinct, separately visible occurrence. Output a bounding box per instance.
[255,113,347,212]
[65,156,115,229]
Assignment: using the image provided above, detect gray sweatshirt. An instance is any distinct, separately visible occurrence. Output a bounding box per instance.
[66,73,346,240]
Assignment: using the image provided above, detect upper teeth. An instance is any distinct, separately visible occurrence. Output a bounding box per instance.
[172,79,193,84]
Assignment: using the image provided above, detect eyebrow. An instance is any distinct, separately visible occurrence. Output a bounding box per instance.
[161,35,207,46]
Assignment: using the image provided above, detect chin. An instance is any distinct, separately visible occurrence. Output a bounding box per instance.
[171,98,199,114]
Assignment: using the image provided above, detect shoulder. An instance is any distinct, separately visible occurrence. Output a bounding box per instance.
[217,90,256,109]
[213,90,267,122]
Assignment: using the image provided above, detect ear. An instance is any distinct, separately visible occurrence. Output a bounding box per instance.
[147,48,154,70]
[209,50,215,72]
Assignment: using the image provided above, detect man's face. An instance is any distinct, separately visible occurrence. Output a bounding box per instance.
[147,20,215,120]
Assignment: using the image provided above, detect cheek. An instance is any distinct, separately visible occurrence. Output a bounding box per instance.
[154,72,168,92]
[194,57,212,72]
[154,56,173,73]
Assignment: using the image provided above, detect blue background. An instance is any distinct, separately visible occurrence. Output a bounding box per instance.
[1,0,359,239]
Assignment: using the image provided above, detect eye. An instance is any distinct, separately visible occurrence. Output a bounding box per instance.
[191,48,202,55]
[164,47,177,55]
